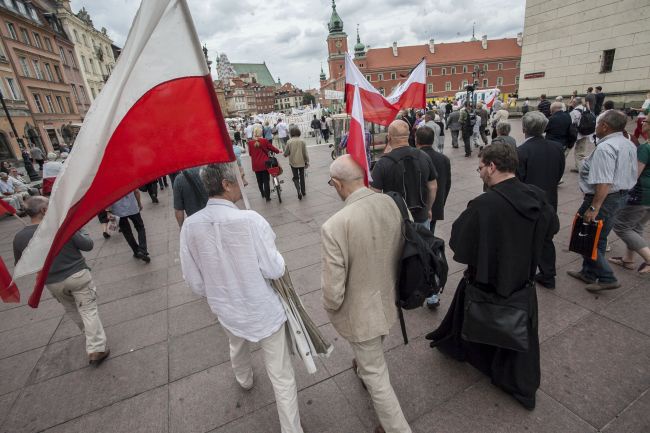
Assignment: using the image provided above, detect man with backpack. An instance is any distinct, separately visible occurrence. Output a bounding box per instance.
[321,155,411,433]
[460,103,477,157]
[370,119,438,229]
[310,114,321,144]
[569,97,597,172]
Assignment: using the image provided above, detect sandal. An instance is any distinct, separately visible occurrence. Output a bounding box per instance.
[608,257,635,270]
[638,262,650,274]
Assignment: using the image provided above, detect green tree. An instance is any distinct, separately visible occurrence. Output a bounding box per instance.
[303,92,316,106]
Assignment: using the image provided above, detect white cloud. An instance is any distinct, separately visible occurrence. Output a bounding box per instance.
[70,0,524,89]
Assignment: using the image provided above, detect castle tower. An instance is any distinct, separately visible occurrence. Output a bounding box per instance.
[326,0,348,80]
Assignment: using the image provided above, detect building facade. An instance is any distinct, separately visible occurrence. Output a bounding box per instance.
[0,0,82,153]
[320,0,522,111]
[518,0,650,104]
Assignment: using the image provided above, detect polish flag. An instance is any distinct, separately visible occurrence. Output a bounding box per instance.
[347,84,371,186]
[10,0,234,307]
[345,54,426,126]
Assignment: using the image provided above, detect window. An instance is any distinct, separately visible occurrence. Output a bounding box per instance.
[16,1,26,14]
[20,28,30,45]
[497,63,503,70]
[66,96,74,114]
[378,73,383,81]
[44,63,54,81]
[53,64,62,82]
[44,37,52,52]
[89,58,97,74]
[5,78,21,100]
[496,76,504,86]
[427,68,432,76]
[390,72,396,80]
[445,81,451,91]
[81,55,88,72]
[45,95,55,112]
[28,6,39,23]
[601,49,615,73]
[73,29,79,42]
[441,67,446,76]
[6,22,17,40]
[56,95,65,113]
[484,63,489,71]
[32,59,43,80]
[33,93,44,112]
[427,83,433,93]
[462,80,468,88]
[0,44,5,60]
[59,47,68,65]
[451,66,456,75]
[18,56,30,77]
[515,76,519,85]
[68,50,76,68]
[482,78,488,88]
[462,65,468,73]
[83,34,89,47]
[71,85,79,102]
[32,33,42,49]
[90,87,96,98]
[366,75,371,82]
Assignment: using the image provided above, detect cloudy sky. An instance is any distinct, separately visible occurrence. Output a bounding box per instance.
[70,0,525,90]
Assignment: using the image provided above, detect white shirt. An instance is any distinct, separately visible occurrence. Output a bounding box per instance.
[42,160,63,178]
[180,198,286,342]
[0,178,15,194]
[277,122,289,138]
[570,104,589,140]
[245,124,254,139]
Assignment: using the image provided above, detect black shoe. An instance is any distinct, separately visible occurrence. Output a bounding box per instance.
[265,197,271,202]
[452,146,459,148]
[298,193,303,200]
[102,232,110,239]
[427,300,441,309]
[141,254,151,264]
[133,252,144,260]
[534,273,555,289]
[465,153,471,157]
[152,197,159,204]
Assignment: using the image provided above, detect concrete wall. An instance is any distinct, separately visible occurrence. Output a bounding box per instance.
[518,0,649,104]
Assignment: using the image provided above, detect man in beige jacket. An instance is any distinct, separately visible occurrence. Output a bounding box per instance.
[321,155,410,433]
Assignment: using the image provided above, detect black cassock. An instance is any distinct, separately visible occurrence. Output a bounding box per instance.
[426,177,558,409]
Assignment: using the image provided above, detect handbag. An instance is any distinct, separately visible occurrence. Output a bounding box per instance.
[627,182,643,206]
[461,280,531,352]
[568,213,604,260]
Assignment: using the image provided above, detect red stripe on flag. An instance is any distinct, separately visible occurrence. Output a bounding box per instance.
[0,199,17,216]
[27,74,233,307]
[345,83,398,127]
[0,257,19,303]
[394,82,426,111]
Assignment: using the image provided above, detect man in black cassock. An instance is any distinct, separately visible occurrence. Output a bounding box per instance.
[426,142,558,410]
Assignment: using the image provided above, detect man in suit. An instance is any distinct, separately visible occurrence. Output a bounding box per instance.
[517,111,565,289]
[321,155,411,433]
[545,102,574,151]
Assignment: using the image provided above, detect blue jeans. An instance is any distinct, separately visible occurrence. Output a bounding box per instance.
[578,192,627,283]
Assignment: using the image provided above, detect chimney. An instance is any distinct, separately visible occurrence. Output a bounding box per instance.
[516,32,523,46]
[429,38,435,54]
[481,35,488,49]
[392,42,398,57]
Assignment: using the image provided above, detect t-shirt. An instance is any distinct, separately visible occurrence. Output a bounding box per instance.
[30,147,44,160]
[173,167,208,216]
[111,192,140,217]
[370,146,437,222]
[585,93,596,111]
[638,143,650,206]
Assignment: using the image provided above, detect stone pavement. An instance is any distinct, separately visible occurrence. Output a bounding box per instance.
[0,120,648,433]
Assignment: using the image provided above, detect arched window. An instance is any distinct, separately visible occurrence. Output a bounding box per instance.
[0,132,14,160]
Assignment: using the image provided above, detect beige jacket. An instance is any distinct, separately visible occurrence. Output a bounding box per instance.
[283,138,309,168]
[321,188,404,342]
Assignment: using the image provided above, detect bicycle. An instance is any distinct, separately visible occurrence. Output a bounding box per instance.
[265,154,284,203]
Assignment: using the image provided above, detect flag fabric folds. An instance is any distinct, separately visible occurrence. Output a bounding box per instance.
[0,200,16,216]
[0,258,19,303]
[11,0,234,307]
[345,53,426,126]
[347,84,371,186]
[271,269,333,374]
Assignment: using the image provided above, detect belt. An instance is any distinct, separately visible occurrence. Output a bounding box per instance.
[584,190,628,198]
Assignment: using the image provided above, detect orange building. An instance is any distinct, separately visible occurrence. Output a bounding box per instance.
[320,1,522,111]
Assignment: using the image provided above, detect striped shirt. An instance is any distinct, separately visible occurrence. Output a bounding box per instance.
[579,132,638,195]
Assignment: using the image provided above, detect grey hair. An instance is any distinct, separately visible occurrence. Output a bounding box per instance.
[24,196,49,217]
[598,110,627,132]
[522,111,548,136]
[550,101,564,113]
[200,163,238,197]
[574,96,583,105]
[496,121,511,136]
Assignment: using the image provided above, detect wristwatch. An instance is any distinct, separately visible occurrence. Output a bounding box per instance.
[588,205,596,212]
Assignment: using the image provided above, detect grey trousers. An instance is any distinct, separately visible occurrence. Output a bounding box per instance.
[613,204,650,252]
[450,130,459,147]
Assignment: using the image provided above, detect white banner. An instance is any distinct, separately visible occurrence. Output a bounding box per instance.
[324,89,344,100]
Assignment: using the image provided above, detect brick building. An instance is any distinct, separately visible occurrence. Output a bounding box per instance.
[320,0,523,111]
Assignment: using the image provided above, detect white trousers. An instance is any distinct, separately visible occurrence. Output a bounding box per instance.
[350,336,412,433]
[225,323,303,433]
[47,269,107,354]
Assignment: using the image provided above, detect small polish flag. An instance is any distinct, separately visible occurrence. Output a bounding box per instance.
[385,59,426,110]
[347,84,371,186]
[10,0,234,307]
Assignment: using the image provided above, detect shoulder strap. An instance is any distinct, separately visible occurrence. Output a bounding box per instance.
[386,191,409,221]
[183,170,206,203]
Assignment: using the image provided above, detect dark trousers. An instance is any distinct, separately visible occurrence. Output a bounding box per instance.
[119,213,148,255]
[537,238,556,282]
[430,219,437,234]
[480,128,488,145]
[158,177,168,188]
[255,170,271,199]
[321,129,330,142]
[168,172,179,187]
[146,182,158,203]
[291,166,306,196]
[462,132,472,155]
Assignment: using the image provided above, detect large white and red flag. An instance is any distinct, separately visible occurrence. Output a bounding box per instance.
[10,0,234,307]
[345,54,426,126]
[347,84,371,186]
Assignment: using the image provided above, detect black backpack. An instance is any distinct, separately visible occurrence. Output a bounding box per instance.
[387,191,449,344]
[384,150,426,214]
[577,108,596,135]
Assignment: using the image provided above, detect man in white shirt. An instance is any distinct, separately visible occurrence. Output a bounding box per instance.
[244,122,254,142]
[0,172,25,211]
[569,97,594,172]
[276,119,289,149]
[180,163,304,433]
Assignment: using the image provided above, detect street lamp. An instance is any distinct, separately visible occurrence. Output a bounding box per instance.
[465,66,485,108]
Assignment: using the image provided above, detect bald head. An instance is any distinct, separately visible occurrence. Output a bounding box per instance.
[550,101,564,114]
[330,154,364,182]
[387,119,410,148]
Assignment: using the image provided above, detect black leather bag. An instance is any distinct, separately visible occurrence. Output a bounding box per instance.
[461,280,531,352]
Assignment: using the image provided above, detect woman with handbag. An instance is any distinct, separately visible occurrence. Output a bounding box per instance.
[248,125,280,202]
[425,142,558,410]
[609,118,650,274]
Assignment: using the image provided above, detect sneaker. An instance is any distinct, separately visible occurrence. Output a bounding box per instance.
[566,270,596,284]
[426,294,440,309]
[585,281,621,292]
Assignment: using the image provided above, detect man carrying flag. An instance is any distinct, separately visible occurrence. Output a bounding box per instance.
[8,0,234,308]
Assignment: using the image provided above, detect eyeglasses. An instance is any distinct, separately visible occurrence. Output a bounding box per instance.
[476,165,486,173]
[328,178,335,186]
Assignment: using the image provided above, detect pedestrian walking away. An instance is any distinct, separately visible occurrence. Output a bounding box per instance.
[284,125,309,200]
[249,125,281,202]
[109,190,151,263]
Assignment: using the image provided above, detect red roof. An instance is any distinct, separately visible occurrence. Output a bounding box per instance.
[364,38,521,69]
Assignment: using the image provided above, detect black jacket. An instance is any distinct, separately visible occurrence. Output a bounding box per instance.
[544,111,572,148]
[419,146,451,221]
[516,136,565,210]
[537,99,551,118]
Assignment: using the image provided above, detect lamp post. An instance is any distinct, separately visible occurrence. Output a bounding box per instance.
[465,67,485,108]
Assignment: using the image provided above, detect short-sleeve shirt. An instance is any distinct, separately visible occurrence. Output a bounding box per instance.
[173,167,208,217]
[578,132,638,194]
[110,192,140,217]
[637,142,650,206]
[370,146,437,222]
